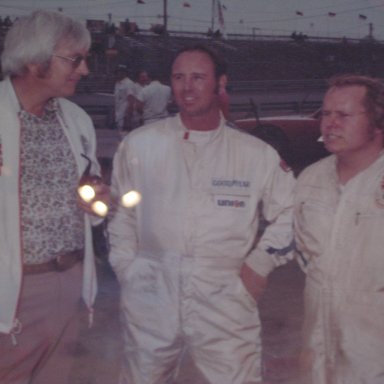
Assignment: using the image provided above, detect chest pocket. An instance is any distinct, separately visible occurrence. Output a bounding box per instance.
[346,198,384,286]
[294,196,335,258]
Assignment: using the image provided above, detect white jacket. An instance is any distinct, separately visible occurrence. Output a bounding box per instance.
[108,114,295,282]
[0,77,99,334]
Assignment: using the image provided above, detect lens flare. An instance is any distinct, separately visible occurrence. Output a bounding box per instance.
[78,185,96,202]
[91,200,109,217]
[121,190,142,208]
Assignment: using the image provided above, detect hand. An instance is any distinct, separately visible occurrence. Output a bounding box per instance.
[240,263,267,302]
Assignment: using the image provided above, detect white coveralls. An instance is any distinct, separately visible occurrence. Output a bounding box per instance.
[108,114,295,384]
[136,80,172,124]
[294,154,384,384]
[114,77,136,131]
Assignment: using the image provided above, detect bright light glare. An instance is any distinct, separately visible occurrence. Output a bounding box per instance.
[91,200,109,217]
[121,190,142,208]
[78,185,96,202]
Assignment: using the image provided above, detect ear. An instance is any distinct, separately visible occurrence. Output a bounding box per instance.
[218,74,227,93]
[27,62,49,79]
[25,63,39,76]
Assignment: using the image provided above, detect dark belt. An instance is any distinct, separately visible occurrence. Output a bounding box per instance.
[23,249,84,275]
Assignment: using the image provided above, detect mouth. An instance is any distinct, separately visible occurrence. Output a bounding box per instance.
[182,95,196,104]
[324,133,342,141]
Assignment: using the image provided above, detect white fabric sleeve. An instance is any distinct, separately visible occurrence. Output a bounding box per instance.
[245,150,296,276]
[107,138,138,283]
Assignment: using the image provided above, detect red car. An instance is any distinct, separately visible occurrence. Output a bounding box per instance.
[234,110,329,171]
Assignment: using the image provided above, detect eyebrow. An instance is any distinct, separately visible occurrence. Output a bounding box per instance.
[171,72,208,77]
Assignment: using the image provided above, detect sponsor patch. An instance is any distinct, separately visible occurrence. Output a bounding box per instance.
[212,178,250,188]
[214,194,248,209]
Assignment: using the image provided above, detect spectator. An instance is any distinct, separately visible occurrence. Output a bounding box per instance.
[0,9,109,384]
[3,15,12,28]
[136,70,172,125]
[294,74,384,383]
[108,44,295,384]
[114,64,136,133]
[131,69,150,128]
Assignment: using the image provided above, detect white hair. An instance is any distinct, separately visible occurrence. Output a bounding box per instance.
[1,10,91,77]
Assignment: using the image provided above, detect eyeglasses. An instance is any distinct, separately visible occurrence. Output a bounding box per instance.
[53,54,88,69]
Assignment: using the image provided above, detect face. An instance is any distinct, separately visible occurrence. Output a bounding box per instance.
[138,71,149,86]
[320,85,382,157]
[171,50,226,122]
[36,42,89,99]
[115,70,126,81]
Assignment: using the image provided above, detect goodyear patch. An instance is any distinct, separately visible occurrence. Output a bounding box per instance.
[212,178,250,188]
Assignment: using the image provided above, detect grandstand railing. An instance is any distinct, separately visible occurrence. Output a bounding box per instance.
[76,77,328,95]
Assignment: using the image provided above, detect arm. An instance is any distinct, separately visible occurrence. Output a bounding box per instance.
[123,94,136,130]
[107,139,139,283]
[245,151,296,279]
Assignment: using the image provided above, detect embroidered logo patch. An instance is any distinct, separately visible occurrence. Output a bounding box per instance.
[217,198,246,208]
[212,178,250,188]
[214,194,248,209]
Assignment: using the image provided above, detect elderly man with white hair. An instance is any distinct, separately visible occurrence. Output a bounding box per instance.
[0,10,109,384]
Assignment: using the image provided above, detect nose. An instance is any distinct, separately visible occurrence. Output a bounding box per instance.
[321,112,338,127]
[183,76,193,91]
[77,58,89,76]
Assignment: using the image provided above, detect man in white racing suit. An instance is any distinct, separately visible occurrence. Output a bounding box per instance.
[108,44,296,384]
[294,75,384,384]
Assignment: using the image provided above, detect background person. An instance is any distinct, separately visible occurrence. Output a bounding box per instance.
[135,70,172,125]
[131,69,150,129]
[113,64,136,133]
[294,74,384,383]
[0,10,108,384]
[108,44,296,384]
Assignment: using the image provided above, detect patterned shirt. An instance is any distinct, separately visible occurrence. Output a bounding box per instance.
[19,99,84,264]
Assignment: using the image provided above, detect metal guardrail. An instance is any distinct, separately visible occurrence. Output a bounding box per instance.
[76,77,328,95]
[84,99,322,130]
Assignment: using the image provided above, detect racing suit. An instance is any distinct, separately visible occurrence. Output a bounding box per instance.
[114,77,136,131]
[294,154,384,384]
[108,114,295,384]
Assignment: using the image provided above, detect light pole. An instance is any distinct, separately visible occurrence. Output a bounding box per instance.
[163,0,168,32]
[211,0,216,31]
